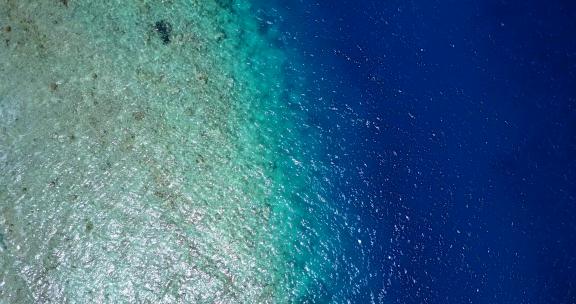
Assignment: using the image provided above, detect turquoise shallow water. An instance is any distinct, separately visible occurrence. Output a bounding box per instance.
[0,1,353,302]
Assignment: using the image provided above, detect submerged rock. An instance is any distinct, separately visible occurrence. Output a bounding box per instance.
[154,20,172,45]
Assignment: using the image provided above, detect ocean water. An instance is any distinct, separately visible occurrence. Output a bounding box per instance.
[3,0,575,303]
[269,0,576,303]
[0,1,356,302]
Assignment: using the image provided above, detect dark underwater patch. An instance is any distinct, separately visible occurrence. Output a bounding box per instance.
[154,20,172,45]
[0,231,7,251]
[214,0,233,10]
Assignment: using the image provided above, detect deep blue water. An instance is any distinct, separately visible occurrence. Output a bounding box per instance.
[257,0,576,303]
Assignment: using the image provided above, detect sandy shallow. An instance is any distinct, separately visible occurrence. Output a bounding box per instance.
[0,0,341,302]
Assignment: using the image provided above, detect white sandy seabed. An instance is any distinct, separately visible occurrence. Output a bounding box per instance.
[0,0,348,303]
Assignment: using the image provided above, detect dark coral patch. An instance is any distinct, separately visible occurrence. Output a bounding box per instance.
[154,20,172,45]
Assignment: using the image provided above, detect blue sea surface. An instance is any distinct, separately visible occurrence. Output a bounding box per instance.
[258,0,576,302]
